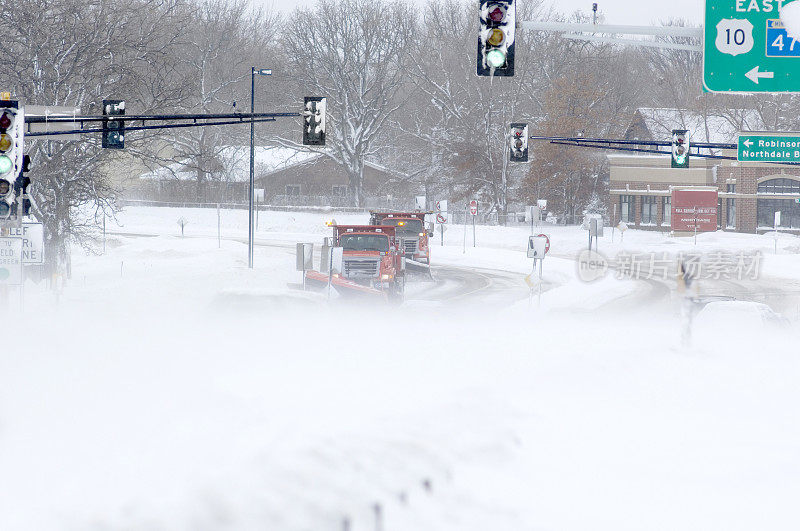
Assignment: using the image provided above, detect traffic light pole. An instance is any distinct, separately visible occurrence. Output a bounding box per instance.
[248,67,272,270]
[249,67,255,270]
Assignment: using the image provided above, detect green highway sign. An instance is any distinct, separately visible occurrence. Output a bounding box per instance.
[704,1,800,93]
[738,133,800,162]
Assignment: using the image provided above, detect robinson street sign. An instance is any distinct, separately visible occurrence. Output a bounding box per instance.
[704,0,800,93]
[738,132,800,162]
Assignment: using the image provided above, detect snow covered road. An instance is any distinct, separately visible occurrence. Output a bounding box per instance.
[2,206,799,531]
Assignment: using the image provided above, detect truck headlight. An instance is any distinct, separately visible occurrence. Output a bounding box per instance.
[381,274,392,280]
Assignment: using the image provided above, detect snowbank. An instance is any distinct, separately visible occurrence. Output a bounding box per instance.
[1,206,799,530]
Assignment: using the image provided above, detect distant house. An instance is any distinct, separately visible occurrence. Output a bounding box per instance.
[255,152,413,208]
[133,146,414,208]
[133,147,319,203]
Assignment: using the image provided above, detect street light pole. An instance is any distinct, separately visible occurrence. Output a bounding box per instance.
[249,67,255,269]
[248,67,272,270]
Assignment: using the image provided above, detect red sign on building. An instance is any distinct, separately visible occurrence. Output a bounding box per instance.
[671,188,718,232]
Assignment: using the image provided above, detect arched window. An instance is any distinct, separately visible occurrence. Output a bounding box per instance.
[757,178,800,195]
[757,178,800,229]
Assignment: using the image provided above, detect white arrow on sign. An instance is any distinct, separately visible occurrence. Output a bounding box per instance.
[743,139,754,148]
[745,66,775,84]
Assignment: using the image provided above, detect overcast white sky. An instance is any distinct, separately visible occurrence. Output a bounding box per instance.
[257,0,704,25]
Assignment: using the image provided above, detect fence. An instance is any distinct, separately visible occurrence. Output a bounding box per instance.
[268,194,415,210]
[118,199,372,214]
[446,208,548,227]
[122,194,415,211]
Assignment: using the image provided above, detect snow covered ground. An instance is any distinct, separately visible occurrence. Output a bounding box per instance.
[1,206,799,530]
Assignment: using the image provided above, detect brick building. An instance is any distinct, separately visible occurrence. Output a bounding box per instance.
[609,108,800,233]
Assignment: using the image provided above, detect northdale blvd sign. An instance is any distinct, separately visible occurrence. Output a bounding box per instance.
[738,132,800,162]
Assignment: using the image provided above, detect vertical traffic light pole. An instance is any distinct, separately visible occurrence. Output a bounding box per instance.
[248,67,255,269]
[248,68,273,270]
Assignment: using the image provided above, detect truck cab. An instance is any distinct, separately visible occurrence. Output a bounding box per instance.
[334,225,405,298]
[369,211,433,264]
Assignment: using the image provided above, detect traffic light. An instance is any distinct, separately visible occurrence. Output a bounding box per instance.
[477,0,516,77]
[671,129,690,168]
[0,100,23,219]
[509,122,529,163]
[15,155,31,216]
[102,99,125,149]
[302,97,326,146]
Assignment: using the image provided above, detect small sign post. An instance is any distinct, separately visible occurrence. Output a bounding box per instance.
[612,204,618,243]
[469,200,478,248]
[527,205,540,233]
[583,214,604,252]
[617,221,628,243]
[296,242,314,289]
[775,210,781,254]
[462,203,468,254]
[526,234,550,307]
[177,217,188,237]
[435,200,448,246]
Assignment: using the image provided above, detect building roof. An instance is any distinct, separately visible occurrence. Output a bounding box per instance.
[140,146,404,182]
[626,108,765,144]
[140,147,322,182]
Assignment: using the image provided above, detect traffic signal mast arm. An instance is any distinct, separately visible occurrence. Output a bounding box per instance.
[25,111,299,124]
[25,112,300,138]
[25,115,290,138]
[528,135,734,151]
[539,136,800,166]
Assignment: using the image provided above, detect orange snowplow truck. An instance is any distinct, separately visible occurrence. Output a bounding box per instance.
[334,225,406,299]
[369,211,434,264]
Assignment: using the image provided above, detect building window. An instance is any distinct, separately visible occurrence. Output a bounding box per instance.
[641,196,657,225]
[285,185,301,196]
[662,196,672,226]
[757,178,800,195]
[757,178,800,229]
[726,184,736,229]
[332,184,348,197]
[620,195,635,223]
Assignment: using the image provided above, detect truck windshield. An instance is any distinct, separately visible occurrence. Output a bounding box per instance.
[339,234,390,252]
[380,218,423,237]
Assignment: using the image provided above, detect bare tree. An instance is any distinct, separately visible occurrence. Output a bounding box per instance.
[404,0,551,221]
[0,0,192,275]
[523,11,647,223]
[278,0,416,207]
[134,0,279,202]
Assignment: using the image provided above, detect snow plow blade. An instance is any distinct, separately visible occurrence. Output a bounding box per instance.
[304,270,387,299]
